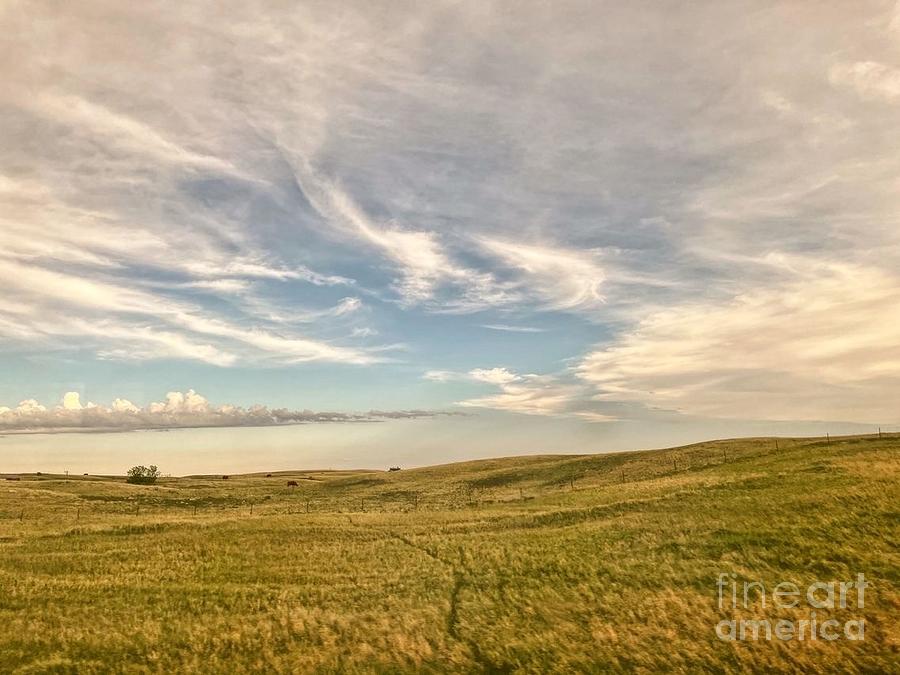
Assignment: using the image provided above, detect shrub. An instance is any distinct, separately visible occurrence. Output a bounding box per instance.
[126,465,161,485]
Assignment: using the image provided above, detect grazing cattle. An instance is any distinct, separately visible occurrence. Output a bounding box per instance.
[287,480,298,487]
[222,475,230,480]
[266,473,272,478]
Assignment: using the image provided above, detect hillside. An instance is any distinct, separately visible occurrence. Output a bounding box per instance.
[0,434,897,673]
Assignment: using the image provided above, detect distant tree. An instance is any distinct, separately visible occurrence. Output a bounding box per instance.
[126,465,161,485]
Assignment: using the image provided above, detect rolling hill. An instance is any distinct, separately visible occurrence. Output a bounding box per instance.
[0,434,897,672]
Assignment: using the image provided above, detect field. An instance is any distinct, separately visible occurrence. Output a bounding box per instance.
[0,434,898,673]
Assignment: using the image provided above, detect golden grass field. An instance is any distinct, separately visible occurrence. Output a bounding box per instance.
[0,434,898,673]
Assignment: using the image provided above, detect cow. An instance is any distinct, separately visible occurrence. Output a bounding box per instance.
[287,480,298,487]
[222,475,230,480]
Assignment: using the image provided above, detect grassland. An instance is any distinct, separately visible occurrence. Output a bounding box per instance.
[0,434,897,673]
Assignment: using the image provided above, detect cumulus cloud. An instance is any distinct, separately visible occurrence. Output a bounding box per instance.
[112,398,140,413]
[62,391,84,411]
[0,390,460,433]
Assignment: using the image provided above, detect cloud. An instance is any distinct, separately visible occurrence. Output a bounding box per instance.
[288,166,503,308]
[3,2,900,431]
[477,239,605,313]
[469,367,521,386]
[578,259,900,423]
[365,409,467,420]
[458,373,583,417]
[0,257,377,366]
[62,392,84,411]
[423,370,456,383]
[0,390,460,433]
[829,61,900,102]
[183,260,354,286]
[112,398,140,413]
[181,279,252,295]
[460,369,614,421]
[481,324,546,333]
[12,399,47,414]
[26,92,243,177]
[426,367,614,421]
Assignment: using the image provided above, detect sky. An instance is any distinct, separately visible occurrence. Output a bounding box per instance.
[1,1,899,472]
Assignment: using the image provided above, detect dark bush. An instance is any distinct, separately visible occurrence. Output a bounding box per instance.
[126,465,161,485]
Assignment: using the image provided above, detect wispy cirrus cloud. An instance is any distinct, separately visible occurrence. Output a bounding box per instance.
[0,257,377,366]
[286,165,509,310]
[24,91,244,177]
[477,239,605,314]
[480,324,547,333]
